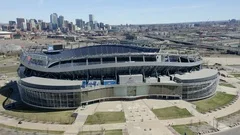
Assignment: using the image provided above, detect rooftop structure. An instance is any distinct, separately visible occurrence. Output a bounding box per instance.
[21,77,82,87]
[174,69,218,81]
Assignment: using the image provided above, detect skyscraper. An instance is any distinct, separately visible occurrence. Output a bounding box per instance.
[64,20,69,28]
[26,22,31,31]
[22,22,27,31]
[38,20,43,23]
[50,13,58,30]
[68,22,73,31]
[29,19,36,29]
[76,19,83,28]
[9,21,16,26]
[16,18,25,29]
[41,22,47,30]
[58,15,64,28]
[89,14,94,22]
[82,21,85,26]
[89,14,94,30]
[100,22,104,30]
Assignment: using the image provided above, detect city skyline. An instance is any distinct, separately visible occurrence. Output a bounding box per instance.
[1,0,240,25]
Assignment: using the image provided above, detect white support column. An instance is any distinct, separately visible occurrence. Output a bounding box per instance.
[115,56,117,63]
[178,57,181,63]
[100,58,103,64]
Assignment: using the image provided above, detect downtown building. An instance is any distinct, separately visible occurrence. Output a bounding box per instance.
[16,18,25,29]
[50,13,58,30]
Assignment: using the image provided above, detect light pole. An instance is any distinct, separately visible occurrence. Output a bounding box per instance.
[16,123,18,135]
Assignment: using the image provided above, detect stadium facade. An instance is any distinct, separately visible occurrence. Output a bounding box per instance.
[17,44,219,109]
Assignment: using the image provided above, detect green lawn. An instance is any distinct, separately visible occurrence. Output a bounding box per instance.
[193,92,236,113]
[79,129,122,135]
[152,106,192,120]
[219,83,236,88]
[231,74,240,78]
[84,112,126,125]
[172,125,196,135]
[172,122,208,135]
[0,65,18,73]
[0,123,64,134]
[2,109,75,124]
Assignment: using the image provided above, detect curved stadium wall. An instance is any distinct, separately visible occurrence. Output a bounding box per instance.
[17,44,219,109]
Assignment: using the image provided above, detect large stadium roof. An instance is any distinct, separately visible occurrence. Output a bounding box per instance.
[21,77,82,86]
[42,44,160,59]
[174,69,218,80]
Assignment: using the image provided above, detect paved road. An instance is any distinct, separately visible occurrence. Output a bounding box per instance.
[212,126,240,135]
[0,127,60,135]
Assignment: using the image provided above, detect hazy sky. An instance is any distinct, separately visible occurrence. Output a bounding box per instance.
[1,0,239,25]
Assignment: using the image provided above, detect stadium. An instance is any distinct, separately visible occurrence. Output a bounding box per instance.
[17,44,219,109]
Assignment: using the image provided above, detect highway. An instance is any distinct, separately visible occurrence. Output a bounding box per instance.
[145,35,240,54]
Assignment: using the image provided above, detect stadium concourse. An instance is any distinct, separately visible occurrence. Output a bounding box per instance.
[17,44,219,109]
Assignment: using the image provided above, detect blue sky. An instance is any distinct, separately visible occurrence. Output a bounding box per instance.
[1,0,239,25]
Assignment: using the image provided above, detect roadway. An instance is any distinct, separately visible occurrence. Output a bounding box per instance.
[145,35,240,54]
[212,126,240,135]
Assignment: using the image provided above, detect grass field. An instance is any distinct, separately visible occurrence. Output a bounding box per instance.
[193,92,236,113]
[0,65,18,73]
[0,123,64,134]
[219,83,236,88]
[84,112,126,125]
[2,108,75,124]
[79,129,122,135]
[152,106,192,120]
[231,74,240,78]
[172,125,196,135]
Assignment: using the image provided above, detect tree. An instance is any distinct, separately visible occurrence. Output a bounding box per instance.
[125,33,137,40]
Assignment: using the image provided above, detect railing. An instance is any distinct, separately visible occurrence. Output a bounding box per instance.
[20,50,202,69]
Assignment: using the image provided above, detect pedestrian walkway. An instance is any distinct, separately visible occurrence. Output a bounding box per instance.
[64,113,88,135]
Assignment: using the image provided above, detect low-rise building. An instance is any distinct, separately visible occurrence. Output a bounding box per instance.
[0,31,13,39]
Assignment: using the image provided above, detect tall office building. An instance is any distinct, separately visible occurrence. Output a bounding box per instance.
[50,13,58,30]
[41,22,47,30]
[93,21,98,30]
[68,22,73,31]
[82,21,85,27]
[58,15,64,28]
[16,18,25,29]
[22,22,27,31]
[89,14,94,30]
[89,14,94,22]
[29,19,36,28]
[9,21,16,26]
[26,22,31,31]
[76,19,83,28]
[38,20,43,23]
[100,22,104,29]
[64,20,69,28]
